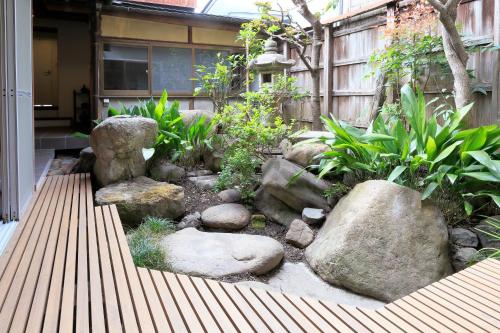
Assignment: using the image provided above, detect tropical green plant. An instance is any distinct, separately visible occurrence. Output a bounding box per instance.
[474,216,500,260]
[108,89,214,162]
[312,83,499,216]
[127,216,175,270]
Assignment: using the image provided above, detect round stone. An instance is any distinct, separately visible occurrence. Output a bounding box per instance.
[201,203,250,230]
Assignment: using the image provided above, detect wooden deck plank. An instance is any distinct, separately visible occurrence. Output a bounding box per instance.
[94,205,123,333]
[0,176,56,306]
[336,305,387,333]
[59,174,84,332]
[250,285,306,332]
[109,205,156,333]
[475,260,500,274]
[204,279,255,333]
[320,302,374,333]
[447,273,500,301]
[234,284,288,333]
[219,282,273,333]
[8,175,68,333]
[374,307,422,333]
[176,274,222,333]
[163,272,206,332]
[0,177,49,278]
[76,174,90,333]
[301,298,359,333]
[358,308,407,333]
[0,176,63,331]
[25,174,73,333]
[85,174,106,333]
[438,279,500,313]
[102,205,140,333]
[456,270,500,292]
[138,268,172,332]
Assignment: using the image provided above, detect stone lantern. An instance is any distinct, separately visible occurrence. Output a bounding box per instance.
[249,38,295,87]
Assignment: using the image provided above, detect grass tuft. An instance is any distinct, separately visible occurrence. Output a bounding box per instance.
[127,216,175,271]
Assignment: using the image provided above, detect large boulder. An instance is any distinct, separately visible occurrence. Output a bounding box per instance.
[149,158,185,183]
[305,180,453,302]
[95,176,184,225]
[91,116,157,186]
[262,158,331,212]
[283,142,330,167]
[161,228,284,277]
[201,204,250,230]
[254,187,301,227]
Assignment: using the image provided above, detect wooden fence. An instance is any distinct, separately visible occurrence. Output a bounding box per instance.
[285,0,500,128]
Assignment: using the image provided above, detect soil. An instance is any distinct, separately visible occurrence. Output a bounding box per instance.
[180,172,319,284]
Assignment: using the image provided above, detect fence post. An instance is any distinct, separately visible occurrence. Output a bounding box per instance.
[323,25,334,119]
[494,0,500,123]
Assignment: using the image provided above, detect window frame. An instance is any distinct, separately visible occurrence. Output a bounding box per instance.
[99,38,241,97]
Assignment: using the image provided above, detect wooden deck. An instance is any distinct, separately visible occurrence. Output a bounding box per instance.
[0,173,499,332]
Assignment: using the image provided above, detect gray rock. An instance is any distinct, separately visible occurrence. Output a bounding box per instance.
[302,208,326,225]
[285,219,314,248]
[179,109,214,126]
[91,116,157,186]
[203,149,223,172]
[475,216,500,249]
[283,142,330,167]
[149,158,186,183]
[254,187,300,227]
[452,247,478,271]
[237,262,385,309]
[187,169,213,177]
[161,228,284,277]
[201,203,251,230]
[189,175,218,190]
[305,180,452,302]
[450,228,478,248]
[177,212,201,230]
[217,189,241,203]
[262,158,331,212]
[75,147,95,173]
[95,176,184,225]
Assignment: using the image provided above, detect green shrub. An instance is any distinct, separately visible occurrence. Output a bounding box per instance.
[108,90,214,163]
[313,83,499,217]
[127,216,175,271]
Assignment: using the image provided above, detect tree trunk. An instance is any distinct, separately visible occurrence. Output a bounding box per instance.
[311,71,322,129]
[428,0,471,109]
[368,70,387,122]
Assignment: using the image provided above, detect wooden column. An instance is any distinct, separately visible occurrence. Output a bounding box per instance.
[493,0,500,123]
[323,25,334,118]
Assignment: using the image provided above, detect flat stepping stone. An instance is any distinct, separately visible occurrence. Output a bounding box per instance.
[188,175,217,190]
[161,228,284,277]
[201,203,250,230]
[285,219,314,248]
[302,208,326,224]
[217,189,241,203]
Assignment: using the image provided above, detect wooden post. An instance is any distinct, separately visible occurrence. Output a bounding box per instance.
[493,0,500,123]
[323,25,334,119]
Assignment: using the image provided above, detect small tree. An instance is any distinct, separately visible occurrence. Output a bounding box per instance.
[242,1,324,130]
[427,0,471,109]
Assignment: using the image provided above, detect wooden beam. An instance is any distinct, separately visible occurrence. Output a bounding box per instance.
[321,0,396,25]
[323,25,334,119]
[494,0,500,123]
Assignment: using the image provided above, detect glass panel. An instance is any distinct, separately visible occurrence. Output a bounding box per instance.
[103,44,148,91]
[152,46,192,93]
[194,49,229,89]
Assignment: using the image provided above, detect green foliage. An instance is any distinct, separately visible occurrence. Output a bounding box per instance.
[368,33,449,95]
[214,101,291,200]
[108,90,214,163]
[474,216,500,260]
[193,53,245,114]
[314,83,500,217]
[127,216,175,271]
[324,183,350,201]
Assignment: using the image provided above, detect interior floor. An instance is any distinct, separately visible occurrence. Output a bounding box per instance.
[35,127,89,151]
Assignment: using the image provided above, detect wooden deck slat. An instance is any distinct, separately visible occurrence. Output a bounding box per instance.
[218,281,272,333]
[235,284,289,333]
[0,176,63,330]
[150,269,187,333]
[8,176,68,333]
[109,205,156,333]
[94,206,123,333]
[102,205,140,333]
[25,175,73,333]
[0,173,499,333]
[137,268,172,332]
